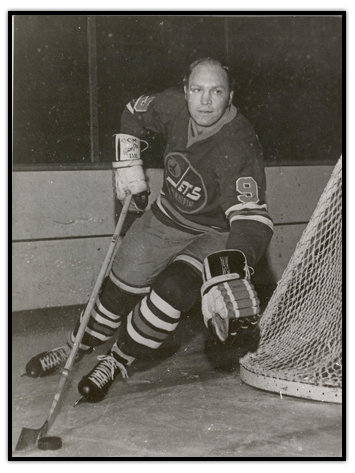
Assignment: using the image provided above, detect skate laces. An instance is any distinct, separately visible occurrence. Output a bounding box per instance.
[39,347,69,372]
[89,354,128,388]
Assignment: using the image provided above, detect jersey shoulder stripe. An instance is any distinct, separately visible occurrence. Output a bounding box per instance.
[126,88,187,116]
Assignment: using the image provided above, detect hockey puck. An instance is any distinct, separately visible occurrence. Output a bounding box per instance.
[37,436,62,450]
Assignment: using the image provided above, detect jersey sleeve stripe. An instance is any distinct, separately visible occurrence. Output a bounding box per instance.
[225,202,268,217]
[229,214,274,230]
[228,207,272,218]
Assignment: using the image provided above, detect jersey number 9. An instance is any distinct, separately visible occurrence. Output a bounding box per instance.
[236,177,259,204]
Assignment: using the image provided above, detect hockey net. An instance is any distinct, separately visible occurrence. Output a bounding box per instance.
[240,157,342,403]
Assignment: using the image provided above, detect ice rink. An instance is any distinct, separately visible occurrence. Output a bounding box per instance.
[11,305,342,458]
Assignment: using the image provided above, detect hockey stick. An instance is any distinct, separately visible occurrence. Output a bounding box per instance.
[15,194,133,452]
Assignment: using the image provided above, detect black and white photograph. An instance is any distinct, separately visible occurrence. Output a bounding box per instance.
[10,10,343,459]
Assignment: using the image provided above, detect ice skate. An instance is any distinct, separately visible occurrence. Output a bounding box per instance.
[24,345,92,378]
[76,352,128,404]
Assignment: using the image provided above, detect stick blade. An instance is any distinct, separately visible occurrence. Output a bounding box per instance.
[15,421,48,452]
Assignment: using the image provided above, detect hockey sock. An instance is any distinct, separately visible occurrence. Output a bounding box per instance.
[112,261,202,360]
[67,274,145,351]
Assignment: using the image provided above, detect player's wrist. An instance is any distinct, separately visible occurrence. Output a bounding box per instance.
[112,159,143,168]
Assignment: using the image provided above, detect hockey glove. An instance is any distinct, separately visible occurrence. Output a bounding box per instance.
[112,133,150,211]
[201,250,260,343]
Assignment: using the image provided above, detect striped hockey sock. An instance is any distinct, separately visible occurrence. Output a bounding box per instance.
[112,260,202,359]
[67,274,145,351]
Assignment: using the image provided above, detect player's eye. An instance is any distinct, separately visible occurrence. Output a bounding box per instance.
[191,87,201,93]
[214,89,223,95]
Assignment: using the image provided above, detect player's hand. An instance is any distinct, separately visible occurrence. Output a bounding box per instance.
[112,133,150,210]
[113,163,150,210]
[113,166,130,201]
[201,250,260,343]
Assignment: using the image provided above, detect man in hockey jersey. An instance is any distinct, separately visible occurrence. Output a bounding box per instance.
[25,57,273,403]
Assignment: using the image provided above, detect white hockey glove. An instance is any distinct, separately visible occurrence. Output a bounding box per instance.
[201,250,260,343]
[112,133,150,211]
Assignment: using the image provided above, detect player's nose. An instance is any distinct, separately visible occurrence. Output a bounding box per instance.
[201,91,212,105]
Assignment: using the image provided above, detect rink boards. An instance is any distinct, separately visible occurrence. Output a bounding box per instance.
[12,165,334,311]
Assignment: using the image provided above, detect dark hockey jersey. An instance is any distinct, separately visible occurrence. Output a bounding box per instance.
[120,88,273,243]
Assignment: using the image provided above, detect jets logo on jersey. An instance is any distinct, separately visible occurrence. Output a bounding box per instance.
[167,157,182,178]
[164,152,207,214]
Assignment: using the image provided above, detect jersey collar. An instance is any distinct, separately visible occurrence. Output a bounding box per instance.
[187,104,237,148]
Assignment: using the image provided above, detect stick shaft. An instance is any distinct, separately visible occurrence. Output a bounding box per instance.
[65,194,132,369]
[46,194,132,429]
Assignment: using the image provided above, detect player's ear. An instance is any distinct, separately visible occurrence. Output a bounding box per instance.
[229,90,234,105]
[184,85,188,100]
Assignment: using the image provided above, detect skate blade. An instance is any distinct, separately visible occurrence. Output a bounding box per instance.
[73,396,85,408]
[15,421,48,451]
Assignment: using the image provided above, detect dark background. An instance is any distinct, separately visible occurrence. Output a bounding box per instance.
[13,14,343,167]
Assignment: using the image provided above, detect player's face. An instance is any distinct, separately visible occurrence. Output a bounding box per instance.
[184,63,233,133]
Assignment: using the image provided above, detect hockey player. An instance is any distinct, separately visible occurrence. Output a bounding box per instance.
[25,57,273,403]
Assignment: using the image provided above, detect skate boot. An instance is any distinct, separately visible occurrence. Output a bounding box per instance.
[76,352,128,404]
[24,345,92,378]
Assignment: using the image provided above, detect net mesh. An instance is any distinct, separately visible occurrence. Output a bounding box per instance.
[240,157,342,403]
